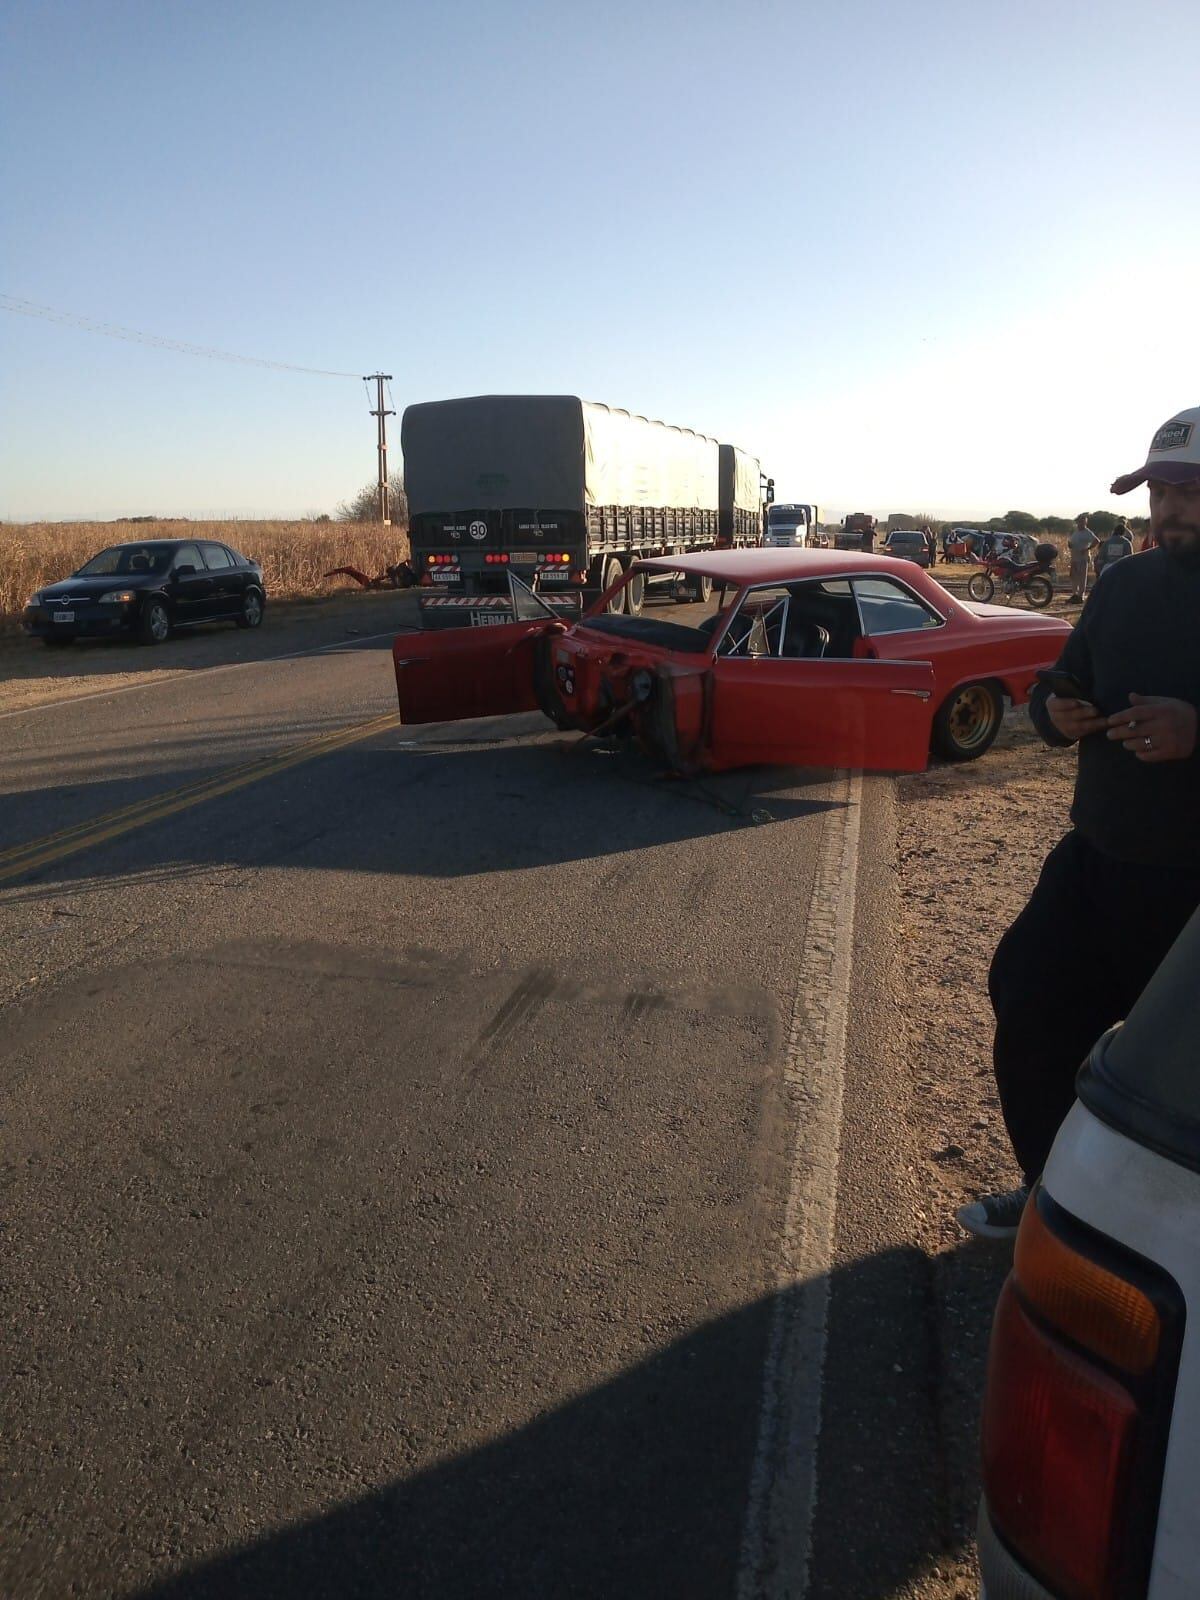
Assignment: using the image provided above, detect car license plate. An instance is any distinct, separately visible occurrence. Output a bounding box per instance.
[53,610,75,622]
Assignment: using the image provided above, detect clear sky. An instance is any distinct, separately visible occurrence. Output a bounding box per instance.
[3,0,1199,523]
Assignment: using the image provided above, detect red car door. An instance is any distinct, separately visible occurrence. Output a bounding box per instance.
[705,657,936,772]
[392,619,560,724]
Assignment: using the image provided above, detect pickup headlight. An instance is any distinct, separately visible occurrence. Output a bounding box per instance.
[98,590,136,604]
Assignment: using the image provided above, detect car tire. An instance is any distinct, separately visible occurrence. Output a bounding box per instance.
[137,598,171,646]
[624,568,646,616]
[967,572,996,603]
[236,588,265,629]
[1024,575,1054,609]
[932,681,1004,762]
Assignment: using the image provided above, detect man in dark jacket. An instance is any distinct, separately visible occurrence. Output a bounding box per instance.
[959,406,1200,1238]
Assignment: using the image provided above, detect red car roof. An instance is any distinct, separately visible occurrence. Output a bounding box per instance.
[638,549,931,585]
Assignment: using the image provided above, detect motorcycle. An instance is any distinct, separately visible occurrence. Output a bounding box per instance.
[966,544,1057,609]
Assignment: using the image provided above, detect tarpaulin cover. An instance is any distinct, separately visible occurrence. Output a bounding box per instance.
[719,444,762,515]
[402,395,721,513]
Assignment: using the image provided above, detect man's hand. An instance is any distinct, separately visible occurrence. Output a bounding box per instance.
[1106,694,1199,762]
[1045,694,1108,742]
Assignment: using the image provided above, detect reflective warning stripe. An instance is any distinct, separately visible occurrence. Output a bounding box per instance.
[418,596,513,608]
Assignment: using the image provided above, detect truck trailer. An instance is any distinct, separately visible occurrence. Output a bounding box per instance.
[403,395,768,624]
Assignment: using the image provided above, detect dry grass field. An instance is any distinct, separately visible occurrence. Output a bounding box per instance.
[0,520,411,629]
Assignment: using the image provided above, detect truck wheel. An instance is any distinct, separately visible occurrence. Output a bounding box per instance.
[932,681,1003,761]
[602,557,625,614]
[673,574,712,604]
[624,568,646,616]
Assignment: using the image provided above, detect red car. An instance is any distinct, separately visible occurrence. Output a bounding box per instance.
[392,550,1072,772]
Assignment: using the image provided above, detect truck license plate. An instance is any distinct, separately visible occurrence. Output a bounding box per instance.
[508,551,539,563]
[429,569,459,583]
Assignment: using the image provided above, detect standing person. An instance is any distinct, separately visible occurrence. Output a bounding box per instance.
[1094,518,1133,579]
[958,406,1200,1239]
[1066,513,1099,602]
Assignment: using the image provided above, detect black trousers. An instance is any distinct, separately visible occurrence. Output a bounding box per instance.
[989,830,1200,1185]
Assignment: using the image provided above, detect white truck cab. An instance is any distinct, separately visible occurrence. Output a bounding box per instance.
[979,908,1200,1598]
[764,503,815,547]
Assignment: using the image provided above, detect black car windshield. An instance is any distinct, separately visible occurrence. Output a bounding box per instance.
[76,545,176,577]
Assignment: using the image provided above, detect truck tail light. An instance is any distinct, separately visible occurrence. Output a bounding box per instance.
[484,553,510,565]
[982,1191,1182,1600]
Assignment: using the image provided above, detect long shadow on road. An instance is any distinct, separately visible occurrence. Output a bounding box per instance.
[5,737,850,895]
[125,1247,1003,1600]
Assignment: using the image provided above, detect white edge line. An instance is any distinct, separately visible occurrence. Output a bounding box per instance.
[737,769,862,1600]
[0,628,406,724]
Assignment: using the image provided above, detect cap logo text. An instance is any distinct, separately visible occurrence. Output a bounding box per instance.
[1151,420,1193,453]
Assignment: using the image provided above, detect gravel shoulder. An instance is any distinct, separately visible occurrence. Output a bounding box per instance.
[893,707,1075,1592]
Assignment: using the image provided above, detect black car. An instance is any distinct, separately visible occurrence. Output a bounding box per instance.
[23,539,267,647]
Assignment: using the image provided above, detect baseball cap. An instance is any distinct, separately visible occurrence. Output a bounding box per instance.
[1111,406,1200,494]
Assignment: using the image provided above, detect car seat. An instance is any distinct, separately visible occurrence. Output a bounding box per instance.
[783,620,831,658]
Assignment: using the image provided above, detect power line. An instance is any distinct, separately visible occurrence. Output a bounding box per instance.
[0,294,362,378]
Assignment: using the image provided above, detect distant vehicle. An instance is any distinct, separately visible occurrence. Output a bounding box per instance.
[881,528,934,568]
[765,503,818,548]
[835,512,877,550]
[22,540,266,647]
[393,548,1071,767]
[402,395,771,625]
[978,908,1200,1599]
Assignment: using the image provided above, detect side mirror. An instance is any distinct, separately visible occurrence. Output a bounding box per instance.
[174,564,197,578]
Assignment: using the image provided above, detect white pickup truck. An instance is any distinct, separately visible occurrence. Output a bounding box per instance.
[978,907,1200,1598]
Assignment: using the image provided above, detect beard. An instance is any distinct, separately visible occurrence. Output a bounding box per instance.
[1158,526,1200,570]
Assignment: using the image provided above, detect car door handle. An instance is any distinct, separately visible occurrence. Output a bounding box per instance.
[890,688,931,699]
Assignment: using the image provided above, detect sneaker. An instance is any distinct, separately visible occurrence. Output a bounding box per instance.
[956,1185,1030,1240]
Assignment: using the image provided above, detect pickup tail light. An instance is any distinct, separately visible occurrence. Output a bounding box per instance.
[982,1192,1182,1600]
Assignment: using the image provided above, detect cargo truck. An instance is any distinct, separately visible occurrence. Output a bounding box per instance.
[403,395,769,626]
[764,502,818,547]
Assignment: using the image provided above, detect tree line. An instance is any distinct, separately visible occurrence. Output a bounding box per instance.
[944,509,1148,538]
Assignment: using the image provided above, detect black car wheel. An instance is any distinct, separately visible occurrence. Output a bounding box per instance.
[932,681,1004,761]
[138,598,171,646]
[236,589,265,629]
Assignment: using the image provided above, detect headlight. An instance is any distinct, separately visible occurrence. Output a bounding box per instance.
[98,590,136,604]
[25,593,43,607]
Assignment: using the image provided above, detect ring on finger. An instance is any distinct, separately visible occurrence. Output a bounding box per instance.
[1144,735,1153,751]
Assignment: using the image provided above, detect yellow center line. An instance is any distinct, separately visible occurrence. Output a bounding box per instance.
[0,710,402,885]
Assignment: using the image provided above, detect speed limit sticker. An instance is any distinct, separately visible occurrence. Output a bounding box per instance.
[469,520,488,541]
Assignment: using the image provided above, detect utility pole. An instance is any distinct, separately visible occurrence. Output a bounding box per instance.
[365,372,395,525]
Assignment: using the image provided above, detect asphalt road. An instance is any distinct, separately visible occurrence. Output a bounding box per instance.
[0,600,961,1599]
